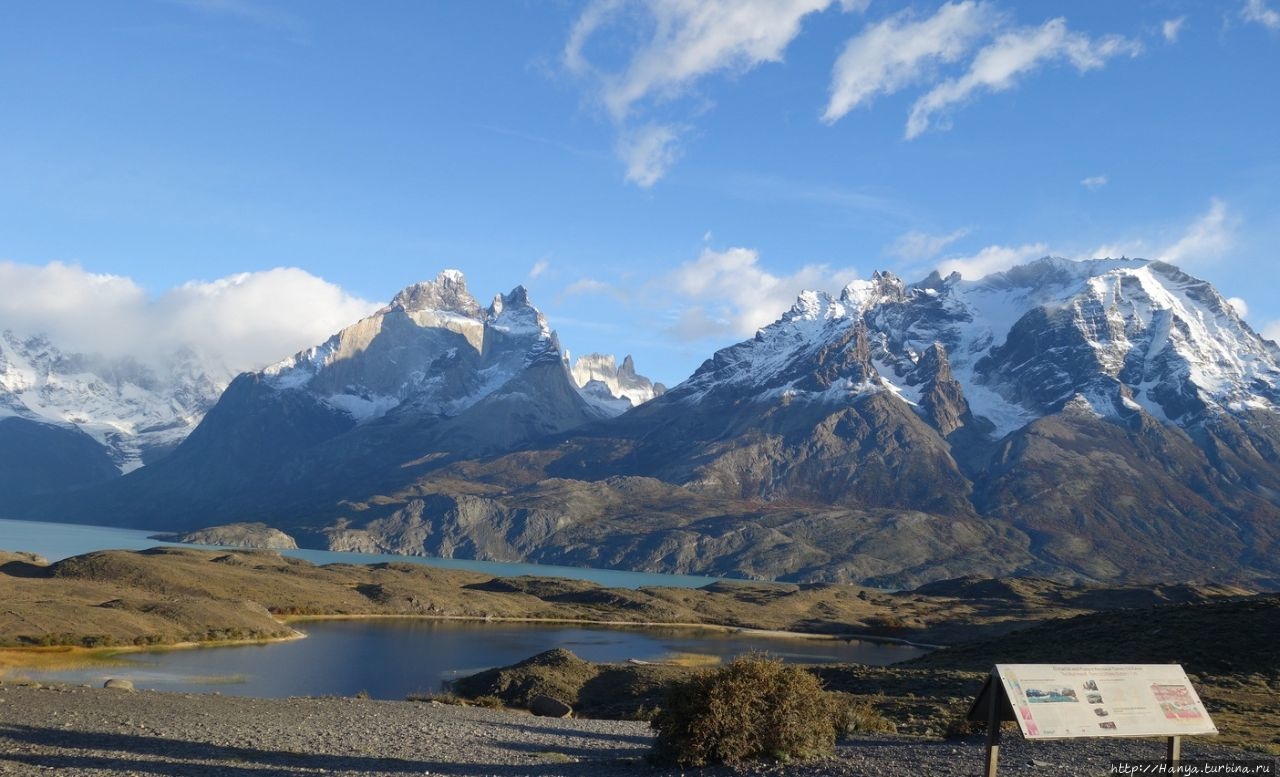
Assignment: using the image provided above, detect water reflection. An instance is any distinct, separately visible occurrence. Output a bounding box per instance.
[24,619,926,700]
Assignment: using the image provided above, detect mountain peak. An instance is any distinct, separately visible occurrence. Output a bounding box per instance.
[568,352,666,410]
[782,290,839,323]
[389,270,483,318]
[840,271,906,311]
[975,256,1148,290]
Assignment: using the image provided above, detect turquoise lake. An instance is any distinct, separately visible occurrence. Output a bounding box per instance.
[0,517,719,588]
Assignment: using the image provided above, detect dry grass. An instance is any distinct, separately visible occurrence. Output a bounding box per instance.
[661,652,722,667]
[0,646,124,675]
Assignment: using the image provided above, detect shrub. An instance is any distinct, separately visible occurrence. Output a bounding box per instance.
[829,692,897,735]
[406,691,503,709]
[650,653,840,767]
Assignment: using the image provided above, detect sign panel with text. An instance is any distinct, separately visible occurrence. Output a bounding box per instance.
[995,664,1217,740]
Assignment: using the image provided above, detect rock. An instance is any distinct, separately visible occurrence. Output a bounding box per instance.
[103,679,134,692]
[168,522,298,550]
[529,695,573,718]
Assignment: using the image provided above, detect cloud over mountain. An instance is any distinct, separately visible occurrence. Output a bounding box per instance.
[0,261,377,374]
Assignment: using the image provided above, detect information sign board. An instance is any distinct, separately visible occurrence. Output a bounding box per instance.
[995,664,1217,740]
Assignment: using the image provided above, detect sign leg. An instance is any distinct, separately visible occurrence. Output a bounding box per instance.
[984,684,1003,777]
[1167,735,1181,775]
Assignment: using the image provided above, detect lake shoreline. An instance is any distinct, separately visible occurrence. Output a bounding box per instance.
[0,611,940,677]
[282,612,948,650]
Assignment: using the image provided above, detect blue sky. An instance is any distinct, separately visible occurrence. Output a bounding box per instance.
[2,0,1278,386]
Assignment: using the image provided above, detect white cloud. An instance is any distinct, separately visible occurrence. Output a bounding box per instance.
[1227,297,1249,318]
[565,0,853,186]
[1080,174,1108,190]
[562,278,615,296]
[1161,17,1186,43]
[1157,199,1236,267]
[571,0,846,121]
[529,258,550,278]
[618,123,684,188]
[823,1,996,123]
[666,246,855,338]
[1264,321,1280,343]
[890,228,970,262]
[936,242,1050,279]
[0,262,377,375]
[1242,0,1280,30]
[906,18,1142,139]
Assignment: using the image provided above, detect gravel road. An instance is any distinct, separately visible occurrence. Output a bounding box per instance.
[1,681,1271,776]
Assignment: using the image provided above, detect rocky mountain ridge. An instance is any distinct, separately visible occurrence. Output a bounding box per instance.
[0,271,662,499]
[0,331,227,471]
[0,331,228,497]
[9,258,1280,588]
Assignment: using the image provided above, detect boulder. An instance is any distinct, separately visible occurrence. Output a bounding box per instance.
[529,694,573,718]
[103,678,135,692]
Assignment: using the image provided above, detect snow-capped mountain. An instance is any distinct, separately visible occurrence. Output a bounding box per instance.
[15,259,1280,587]
[262,269,570,420]
[261,271,663,423]
[672,257,1280,439]
[19,271,638,530]
[0,330,227,473]
[567,352,666,412]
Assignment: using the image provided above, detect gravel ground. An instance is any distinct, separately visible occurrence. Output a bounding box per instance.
[1,681,1272,777]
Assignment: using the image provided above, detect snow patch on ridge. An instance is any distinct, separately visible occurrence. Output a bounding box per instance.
[675,257,1280,440]
[0,330,227,472]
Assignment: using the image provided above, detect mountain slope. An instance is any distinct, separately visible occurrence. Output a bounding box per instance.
[0,330,227,496]
[281,258,1280,586]
[18,272,635,530]
[13,259,1280,587]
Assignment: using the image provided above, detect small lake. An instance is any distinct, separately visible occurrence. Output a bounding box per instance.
[0,517,719,589]
[18,619,927,699]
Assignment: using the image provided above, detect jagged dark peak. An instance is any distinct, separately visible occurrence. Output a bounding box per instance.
[619,354,637,377]
[796,320,878,392]
[913,342,954,382]
[486,285,549,343]
[488,284,534,317]
[389,269,484,318]
[909,270,963,296]
[913,342,973,436]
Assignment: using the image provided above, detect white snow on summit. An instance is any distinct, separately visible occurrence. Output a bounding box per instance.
[669,258,1280,439]
[262,271,572,423]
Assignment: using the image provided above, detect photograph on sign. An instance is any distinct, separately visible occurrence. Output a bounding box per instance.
[995,665,1217,740]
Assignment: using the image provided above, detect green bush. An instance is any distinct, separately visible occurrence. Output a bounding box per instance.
[650,653,840,767]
